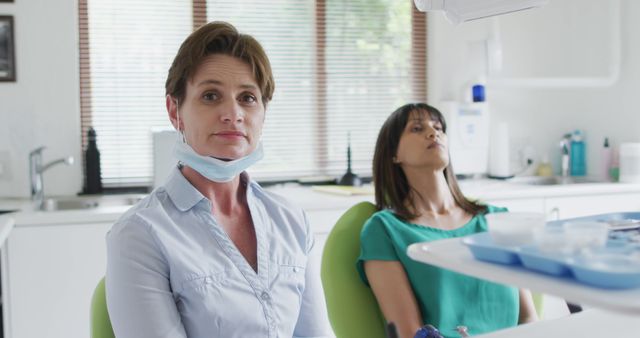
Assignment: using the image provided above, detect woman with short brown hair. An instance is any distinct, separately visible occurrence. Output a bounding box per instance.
[106,22,330,338]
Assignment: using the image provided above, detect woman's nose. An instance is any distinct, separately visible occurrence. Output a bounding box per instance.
[220,100,244,123]
[426,127,438,139]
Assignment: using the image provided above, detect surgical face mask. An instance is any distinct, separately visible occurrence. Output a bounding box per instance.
[172,100,263,182]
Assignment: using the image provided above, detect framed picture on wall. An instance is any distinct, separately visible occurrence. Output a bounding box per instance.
[0,16,16,82]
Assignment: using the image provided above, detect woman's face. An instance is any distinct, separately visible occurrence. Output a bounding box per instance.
[168,54,265,160]
[394,110,449,170]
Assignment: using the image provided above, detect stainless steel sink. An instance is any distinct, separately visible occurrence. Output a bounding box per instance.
[507,176,604,186]
[41,195,144,211]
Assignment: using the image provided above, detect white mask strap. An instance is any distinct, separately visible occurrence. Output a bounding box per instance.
[175,98,186,143]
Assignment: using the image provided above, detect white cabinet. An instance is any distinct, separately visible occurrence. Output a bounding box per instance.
[1,222,110,338]
[545,192,640,220]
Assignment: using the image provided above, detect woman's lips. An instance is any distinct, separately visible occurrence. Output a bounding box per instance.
[428,142,443,149]
[214,131,246,139]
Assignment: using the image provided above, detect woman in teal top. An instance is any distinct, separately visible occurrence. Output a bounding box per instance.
[356,103,538,338]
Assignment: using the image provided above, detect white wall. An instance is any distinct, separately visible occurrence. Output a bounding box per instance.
[1,0,638,198]
[0,0,81,198]
[427,0,640,177]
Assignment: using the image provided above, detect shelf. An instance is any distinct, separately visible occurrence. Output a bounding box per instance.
[407,237,640,315]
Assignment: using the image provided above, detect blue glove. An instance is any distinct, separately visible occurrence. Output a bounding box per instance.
[414,324,444,338]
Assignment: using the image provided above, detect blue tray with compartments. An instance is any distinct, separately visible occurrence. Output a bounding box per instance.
[546,212,640,231]
[462,212,640,289]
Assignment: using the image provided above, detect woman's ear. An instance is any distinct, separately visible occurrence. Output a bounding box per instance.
[166,95,180,130]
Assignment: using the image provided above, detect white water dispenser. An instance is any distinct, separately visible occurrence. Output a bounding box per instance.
[439,99,490,176]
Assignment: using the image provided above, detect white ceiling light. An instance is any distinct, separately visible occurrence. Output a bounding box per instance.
[414,0,549,25]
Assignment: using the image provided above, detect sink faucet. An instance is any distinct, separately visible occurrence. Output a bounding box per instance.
[560,134,571,178]
[29,146,74,210]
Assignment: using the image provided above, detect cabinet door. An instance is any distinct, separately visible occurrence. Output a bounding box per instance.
[545,193,640,220]
[2,222,110,338]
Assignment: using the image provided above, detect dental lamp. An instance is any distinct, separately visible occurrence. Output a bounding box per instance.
[414,0,549,25]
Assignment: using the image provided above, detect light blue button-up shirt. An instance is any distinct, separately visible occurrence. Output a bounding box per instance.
[106,167,331,338]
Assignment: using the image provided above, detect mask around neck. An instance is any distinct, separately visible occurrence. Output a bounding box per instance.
[173,132,263,183]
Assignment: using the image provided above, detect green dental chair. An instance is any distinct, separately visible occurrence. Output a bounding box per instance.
[320,201,545,338]
[90,277,115,338]
[321,201,386,338]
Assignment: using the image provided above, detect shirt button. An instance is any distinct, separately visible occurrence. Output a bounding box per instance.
[261,291,271,301]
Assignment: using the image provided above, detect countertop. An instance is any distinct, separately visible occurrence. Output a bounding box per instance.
[2,178,640,227]
[458,178,640,200]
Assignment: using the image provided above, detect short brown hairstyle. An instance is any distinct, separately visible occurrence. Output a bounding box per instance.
[372,103,487,220]
[165,21,275,107]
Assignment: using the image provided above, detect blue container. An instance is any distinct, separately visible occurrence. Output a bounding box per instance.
[571,254,640,289]
[462,233,521,265]
[570,130,586,176]
[518,246,572,276]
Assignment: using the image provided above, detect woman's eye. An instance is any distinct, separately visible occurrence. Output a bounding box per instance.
[411,125,423,132]
[202,92,219,101]
[240,94,257,104]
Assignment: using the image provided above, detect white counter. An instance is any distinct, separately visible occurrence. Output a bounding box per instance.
[458,179,640,200]
[2,179,640,228]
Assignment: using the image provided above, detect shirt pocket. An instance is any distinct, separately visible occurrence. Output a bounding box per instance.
[277,256,306,275]
[179,271,230,297]
[275,258,307,296]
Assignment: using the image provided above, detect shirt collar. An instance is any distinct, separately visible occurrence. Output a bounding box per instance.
[163,166,263,212]
[163,166,207,212]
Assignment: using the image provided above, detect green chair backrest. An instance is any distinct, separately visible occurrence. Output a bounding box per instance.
[320,202,546,337]
[321,201,386,338]
[91,277,115,338]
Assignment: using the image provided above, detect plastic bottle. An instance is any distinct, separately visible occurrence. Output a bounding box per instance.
[600,137,612,181]
[570,130,586,176]
[536,153,553,177]
[84,127,103,194]
[610,145,620,182]
[472,84,485,103]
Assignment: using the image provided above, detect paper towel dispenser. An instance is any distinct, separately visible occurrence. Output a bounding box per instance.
[152,129,178,188]
[414,0,549,24]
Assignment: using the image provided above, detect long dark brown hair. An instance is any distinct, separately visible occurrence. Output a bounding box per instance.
[372,103,487,220]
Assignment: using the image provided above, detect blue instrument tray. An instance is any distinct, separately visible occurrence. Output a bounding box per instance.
[461,233,521,265]
[462,211,640,289]
[518,246,572,276]
[547,212,640,232]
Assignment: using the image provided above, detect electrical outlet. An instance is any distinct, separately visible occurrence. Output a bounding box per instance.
[0,151,12,181]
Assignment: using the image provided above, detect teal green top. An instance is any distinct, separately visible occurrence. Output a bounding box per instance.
[356,205,519,338]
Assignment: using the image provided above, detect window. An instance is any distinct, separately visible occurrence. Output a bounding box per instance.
[79,0,426,187]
